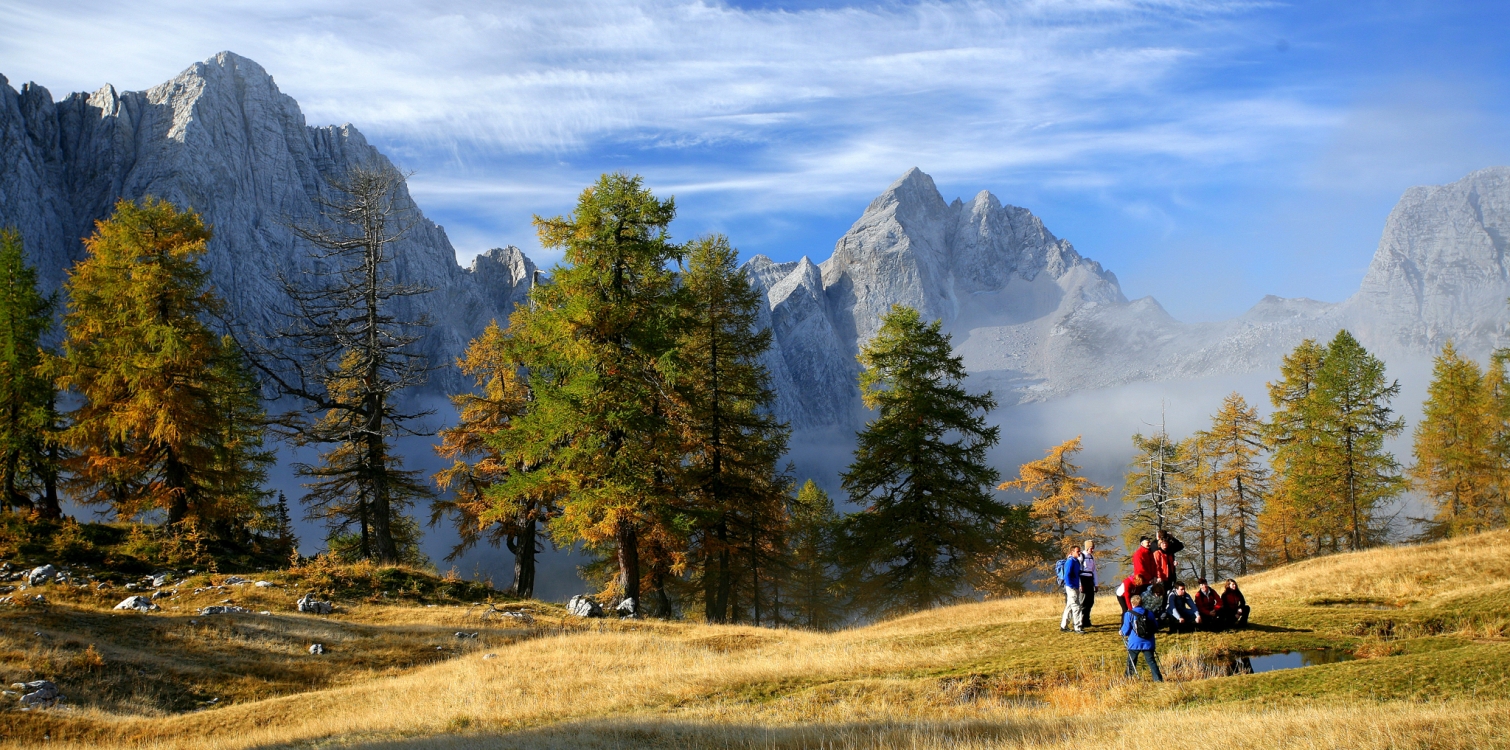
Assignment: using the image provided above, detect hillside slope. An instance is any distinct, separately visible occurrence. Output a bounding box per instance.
[2,531,1508,748]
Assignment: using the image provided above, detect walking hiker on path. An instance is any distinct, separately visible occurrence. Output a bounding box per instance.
[1059,546,1086,634]
[1079,539,1099,630]
[1121,593,1164,681]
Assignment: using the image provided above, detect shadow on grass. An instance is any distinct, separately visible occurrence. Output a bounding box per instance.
[1241,623,1314,634]
[269,716,1094,750]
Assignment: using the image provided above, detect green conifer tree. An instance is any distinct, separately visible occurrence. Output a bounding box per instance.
[837,305,1020,615]
[783,480,842,629]
[495,173,682,609]
[0,229,57,515]
[677,234,790,623]
[1312,330,1405,550]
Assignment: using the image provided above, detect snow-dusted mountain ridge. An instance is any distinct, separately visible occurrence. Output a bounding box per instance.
[748,166,1510,431]
[3,52,1507,433]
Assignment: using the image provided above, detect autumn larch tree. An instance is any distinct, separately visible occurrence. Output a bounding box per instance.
[1411,341,1495,537]
[254,165,433,564]
[838,305,1025,615]
[782,479,843,629]
[1262,338,1328,562]
[432,320,555,598]
[676,234,790,623]
[1199,392,1268,575]
[58,198,269,533]
[494,173,682,610]
[0,229,58,516]
[997,436,1111,591]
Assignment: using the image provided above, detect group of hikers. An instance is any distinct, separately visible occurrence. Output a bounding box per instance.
[1056,530,1253,681]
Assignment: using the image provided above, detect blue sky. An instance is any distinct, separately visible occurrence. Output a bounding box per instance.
[3,0,1509,322]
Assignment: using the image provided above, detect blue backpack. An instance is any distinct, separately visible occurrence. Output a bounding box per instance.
[1054,559,1068,586]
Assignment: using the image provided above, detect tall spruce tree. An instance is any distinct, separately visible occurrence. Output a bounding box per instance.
[0,229,57,515]
[676,234,790,623]
[1411,341,1496,537]
[996,436,1111,591]
[1483,353,1510,529]
[432,321,553,598]
[254,166,433,563]
[838,305,1020,615]
[58,198,268,531]
[204,338,277,539]
[1262,338,1328,562]
[494,173,682,609]
[1312,330,1405,550]
[1199,392,1268,575]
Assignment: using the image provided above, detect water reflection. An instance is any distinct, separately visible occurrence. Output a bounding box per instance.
[1212,649,1355,676]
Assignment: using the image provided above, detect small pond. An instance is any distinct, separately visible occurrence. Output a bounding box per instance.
[1211,648,1355,676]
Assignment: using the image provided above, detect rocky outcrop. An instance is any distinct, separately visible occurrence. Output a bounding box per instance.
[0,52,533,390]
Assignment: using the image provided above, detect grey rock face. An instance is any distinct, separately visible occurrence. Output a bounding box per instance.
[26,565,57,586]
[0,52,534,390]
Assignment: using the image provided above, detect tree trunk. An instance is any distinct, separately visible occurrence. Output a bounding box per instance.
[513,514,537,598]
[713,520,731,622]
[616,518,640,605]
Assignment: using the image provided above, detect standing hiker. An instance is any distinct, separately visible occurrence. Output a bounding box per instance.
[1121,593,1164,682]
[1079,538,1099,630]
[1059,546,1085,634]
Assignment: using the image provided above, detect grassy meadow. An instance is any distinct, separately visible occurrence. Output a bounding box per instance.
[1,531,1508,748]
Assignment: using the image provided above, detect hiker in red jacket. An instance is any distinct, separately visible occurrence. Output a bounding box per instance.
[1120,574,1147,614]
[1193,578,1224,631]
[1219,578,1251,628]
[1155,530,1185,588]
[1131,537,1155,584]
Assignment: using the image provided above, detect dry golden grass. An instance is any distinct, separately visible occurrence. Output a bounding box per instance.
[2,530,1509,748]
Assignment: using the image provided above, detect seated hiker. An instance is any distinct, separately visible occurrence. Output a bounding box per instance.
[1141,582,1168,629]
[1120,574,1146,614]
[1120,594,1164,682]
[1059,546,1085,634]
[1219,578,1251,628]
[1193,578,1224,631]
[1131,537,1156,586]
[1166,582,1198,633]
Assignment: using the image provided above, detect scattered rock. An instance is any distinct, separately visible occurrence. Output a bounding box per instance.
[254,581,274,588]
[27,565,57,586]
[30,595,45,604]
[223,576,250,586]
[616,597,638,618]
[149,573,173,588]
[296,594,333,615]
[482,653,497,659]
[0,585,13,594]
[308,644,325,655]
[95,582,112,590]
[114,596,159,612]
[151,589,174,600]
[12,680,62,709]
[454,632,478,639]
[567,595,604,618]
[500,610,535,624]
[259,610,271,616]
[199,605,251,615]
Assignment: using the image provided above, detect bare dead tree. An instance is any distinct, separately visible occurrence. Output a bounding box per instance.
[250,164,434,563]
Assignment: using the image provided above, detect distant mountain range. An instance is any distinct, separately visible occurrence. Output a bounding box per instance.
[4,52,1509,430]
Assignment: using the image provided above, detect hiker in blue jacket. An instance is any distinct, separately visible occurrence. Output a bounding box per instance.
[1059,546,1085,634]
[1121,593,1164,681]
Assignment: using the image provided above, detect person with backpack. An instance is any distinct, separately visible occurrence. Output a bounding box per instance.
[1120,593,1163,681]
[1194,578,1224,631]
[1141,581,1168,630]
[1166,582,1198,633]
[1119,573,1146,614]
[1078,538,1099,630]
[1058,546,1085,634]
[1219,579,1251,628]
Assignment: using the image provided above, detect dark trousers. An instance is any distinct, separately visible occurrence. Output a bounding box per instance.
[1169,616,1196,633]
[1126,649,1163,681]
[1219,604,1251,628]
[1079,577,1095,627]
